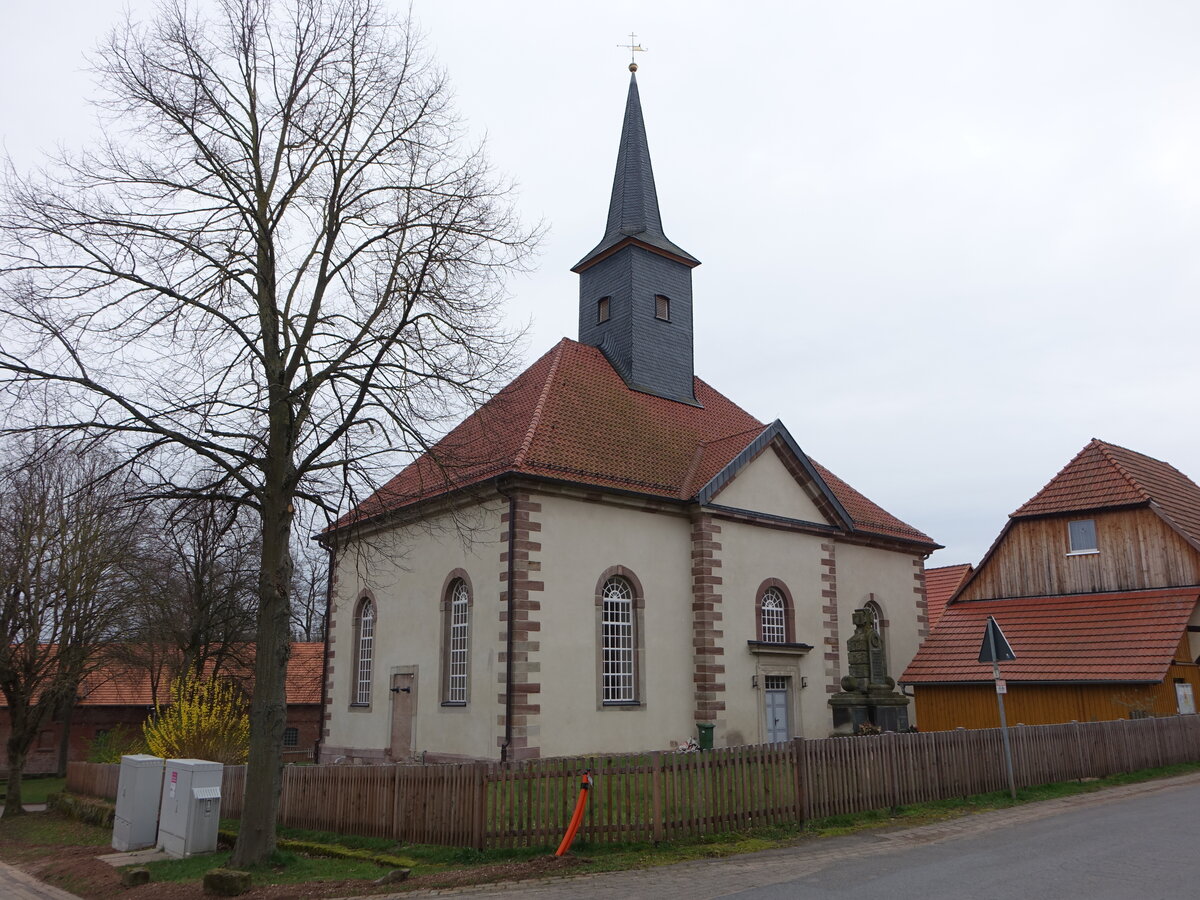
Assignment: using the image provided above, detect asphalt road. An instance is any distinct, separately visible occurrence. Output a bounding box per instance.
[399,772,1200,900]
[727,778,1200,900]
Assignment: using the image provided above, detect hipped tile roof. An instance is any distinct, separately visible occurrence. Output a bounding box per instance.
[0,643,326,709]
[336,339,935,547]
[901,587,1199,685]
[1011,439,1200,549]
[924,564,974,628]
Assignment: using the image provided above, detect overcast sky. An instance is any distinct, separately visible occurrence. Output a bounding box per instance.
[3,1,1199,566]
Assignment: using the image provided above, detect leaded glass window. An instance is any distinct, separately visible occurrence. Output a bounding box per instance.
[355,599,374,705]
[761,587,786,643]
[447,579,470,703]
[602,577,635,703]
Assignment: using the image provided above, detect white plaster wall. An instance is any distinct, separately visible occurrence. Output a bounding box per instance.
[325,501,504,759]
[712,450,830,524]
[534,494,694,757]
[834,542,923,726]
[718,520,828,743]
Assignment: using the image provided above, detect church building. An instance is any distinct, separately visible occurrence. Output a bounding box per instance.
[320,68,939,762]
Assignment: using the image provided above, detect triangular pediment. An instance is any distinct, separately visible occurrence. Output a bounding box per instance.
[699,421,850,529]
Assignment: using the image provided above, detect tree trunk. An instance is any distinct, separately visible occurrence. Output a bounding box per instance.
[4,735,27,818]
[55,696,77,778]
[229,490,293,867]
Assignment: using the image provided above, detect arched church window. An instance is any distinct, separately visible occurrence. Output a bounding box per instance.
[862,598,887,673]
[760,588,786,643]
[353,597,375,706]
[601,576,636,703]
[443,577,471,704]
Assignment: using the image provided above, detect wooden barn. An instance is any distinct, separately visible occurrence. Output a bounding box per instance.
[903,439,1200,730]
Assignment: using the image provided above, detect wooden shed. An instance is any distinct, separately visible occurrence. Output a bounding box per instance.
[903,439,1200,730]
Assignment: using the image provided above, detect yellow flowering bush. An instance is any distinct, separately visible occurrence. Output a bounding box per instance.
[143,673,251,764]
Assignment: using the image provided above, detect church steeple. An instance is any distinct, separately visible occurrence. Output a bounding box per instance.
[574,71,701,406]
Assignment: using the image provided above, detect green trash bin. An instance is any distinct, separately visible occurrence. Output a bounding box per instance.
[696,722,715,750]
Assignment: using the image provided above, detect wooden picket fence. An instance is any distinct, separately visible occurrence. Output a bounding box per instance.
[66,714,1200,849]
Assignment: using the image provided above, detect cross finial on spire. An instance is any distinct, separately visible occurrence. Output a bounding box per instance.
[618,32,647,72]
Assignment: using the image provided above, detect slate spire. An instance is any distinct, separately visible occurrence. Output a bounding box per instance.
[574,71,701,406]
[574,74,698,270]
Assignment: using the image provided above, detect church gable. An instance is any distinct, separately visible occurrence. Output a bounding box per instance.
[708,443,834,526]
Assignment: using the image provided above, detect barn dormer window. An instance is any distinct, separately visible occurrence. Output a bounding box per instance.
[654,294,670,321]
[597,296,611,323]
[1067,519,1098,555]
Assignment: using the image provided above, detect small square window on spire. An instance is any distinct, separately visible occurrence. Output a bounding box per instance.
[655,294,670,321]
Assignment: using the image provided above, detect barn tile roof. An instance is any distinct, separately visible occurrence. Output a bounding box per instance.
[336,338,935,547]
[0,643,327,709]
[900,587,1199,684]
[1011,439,1200,549]
[924,563,974,628]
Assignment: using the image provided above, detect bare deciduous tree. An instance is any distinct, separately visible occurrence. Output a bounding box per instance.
[114,495,259,694]
[0,0,534,862]
[0,441,144,816]
[290,535,327,643]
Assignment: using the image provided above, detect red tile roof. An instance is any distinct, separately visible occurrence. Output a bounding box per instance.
[2,643,327,709]
[337,338,935,546]
[1011,439,1200,550]
[901,587,1199,684]
[924,564,974,628]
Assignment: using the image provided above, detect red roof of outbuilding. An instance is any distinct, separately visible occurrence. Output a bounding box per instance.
[901,587,1199,685]
[1011,439,1200,550]
[63,643,325,708]
[924,563,974,628]
[336,339,934,546]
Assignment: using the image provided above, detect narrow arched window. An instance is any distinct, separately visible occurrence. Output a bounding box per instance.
[444,578,471,704]
[353,598,375,705]
[654,294,670,321]
[597,296,611,323]
[601,577,635,703]
[862,597,888,675]
[760,588,786,643]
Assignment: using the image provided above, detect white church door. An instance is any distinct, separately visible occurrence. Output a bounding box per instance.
[763,675,790,743]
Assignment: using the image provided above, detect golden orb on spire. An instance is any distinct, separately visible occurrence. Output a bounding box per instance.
[629,62,638,72]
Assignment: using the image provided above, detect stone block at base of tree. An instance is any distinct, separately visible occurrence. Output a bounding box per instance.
[203,868,252,896]
[374,868,411,886]
[120,867,151,887]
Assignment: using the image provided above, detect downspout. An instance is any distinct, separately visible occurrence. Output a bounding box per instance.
[495,479,517,763]
[313,537,335,764]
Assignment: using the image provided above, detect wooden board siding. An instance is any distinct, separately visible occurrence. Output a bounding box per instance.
[961,509,1200,602]
[913,665,1200,731]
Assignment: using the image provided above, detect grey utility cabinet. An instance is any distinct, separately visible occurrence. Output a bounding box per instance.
[111,754,164,851]
[156,759,223,858]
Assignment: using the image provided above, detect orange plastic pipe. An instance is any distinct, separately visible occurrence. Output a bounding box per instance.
[554,771,593,857]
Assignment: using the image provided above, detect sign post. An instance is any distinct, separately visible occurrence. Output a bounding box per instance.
[979,615,1017,800]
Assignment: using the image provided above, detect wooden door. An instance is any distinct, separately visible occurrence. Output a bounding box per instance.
[390,671,416,759]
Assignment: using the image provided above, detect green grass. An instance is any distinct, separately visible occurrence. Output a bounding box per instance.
[0,810,111,849]
[142,849,387,885]
[0,777,66,805]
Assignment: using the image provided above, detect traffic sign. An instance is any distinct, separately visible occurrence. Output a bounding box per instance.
[978,615,1016,664]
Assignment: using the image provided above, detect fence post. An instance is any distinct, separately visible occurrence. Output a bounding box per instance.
[650,751,663,844]
[791,737,806,824]
[1071,721,1085,782]
[470,762,488,851]
[886,732,900,812]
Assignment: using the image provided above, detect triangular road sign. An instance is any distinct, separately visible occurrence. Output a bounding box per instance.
[978,615,1016,663]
